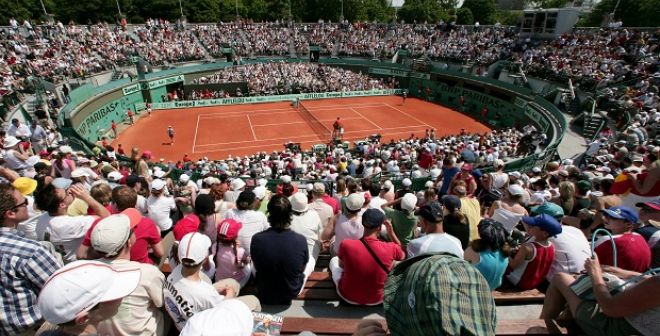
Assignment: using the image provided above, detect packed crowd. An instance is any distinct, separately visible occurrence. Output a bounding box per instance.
[190,62,397,96]
[1,93,658,334]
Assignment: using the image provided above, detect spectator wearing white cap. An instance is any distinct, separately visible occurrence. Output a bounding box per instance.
[146,179,177,235]
[34,181,111,263]
[490,159,509,193]
[37,260,141,335]
[51,146,76,179]
[289,192,323,285]
[224,178,245,203]
[0,183,61,335]
[380,180,395,203]
[164,232,260,331]
[225,190,269,256]
[380,193,419,247]
[2,136,29,174]
[89,212,167,336]
[328,193,366,256]
[487,184,529,232]
[179,300,253,336]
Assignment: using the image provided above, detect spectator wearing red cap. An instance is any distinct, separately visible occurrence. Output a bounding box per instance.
[136,151,152,180]
[214,219,251,288]
[450,162,477,196]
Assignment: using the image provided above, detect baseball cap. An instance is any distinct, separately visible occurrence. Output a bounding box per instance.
[70,169,89,178]
[125,174,140,187]
[52,177,72,190]
[231,178,246,191]
[600,206,639,223]
[281,175,292,184]
[531,167,542,173]
[636,199,660,211]
[142,150,153,159]
[402,178,412,187]
[151,179,166,191]
[153,170,166,179]
[38,260,141,325]
[521,214,562,236]
[107,171,123,182]
[12,177,37,196]
[217,219,243,241]
[401,193,418,212]
[362,208,386,229]
[179,300,253,336]
[312,182,325,194]
[346,193,365,211]
[381,180,394,190]
[290,192,308,212]
[414,202,443,222]
[253,186,267,200]
[507,184,526,196]
[441,195,461,212]
[91,209,142,257]
[528,192,546,205]
[178,232,211,266]
[180,174,190,183]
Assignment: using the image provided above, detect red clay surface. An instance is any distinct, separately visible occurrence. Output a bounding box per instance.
[113,96,491,161]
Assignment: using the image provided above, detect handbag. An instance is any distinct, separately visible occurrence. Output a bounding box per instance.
[360,238,390,274]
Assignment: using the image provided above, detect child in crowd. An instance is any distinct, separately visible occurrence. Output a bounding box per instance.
[215,219,251,288]
[506,214,560,290]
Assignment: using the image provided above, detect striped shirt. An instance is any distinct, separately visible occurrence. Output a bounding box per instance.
[0,227,61,334]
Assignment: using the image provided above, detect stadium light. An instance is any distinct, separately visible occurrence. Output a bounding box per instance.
[340,0,344,22]
[39,0,47,15]
[115,0,122,16]
[179,0,184,17]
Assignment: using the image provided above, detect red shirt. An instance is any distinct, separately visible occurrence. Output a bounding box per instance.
[322,194,340,215]
[337,237,404,305]
[111,122,117,130]
[594,233,651,273]
[82,215,162,264]
[507,241,555,290]
[173,214,201,241]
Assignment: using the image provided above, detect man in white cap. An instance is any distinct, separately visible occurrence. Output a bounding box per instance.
[381,193,418,246]
[224,178,245,203]
[90,211,166,336]
[164,232,260,331]
[0,184,61,335]
[37,260,140,335]
[289,192,323,284]
[34,180,111,263]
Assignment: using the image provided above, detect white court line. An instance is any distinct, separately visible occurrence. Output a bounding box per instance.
[192,114,200,153]
[350,107,382,129]
[192,126,430,154]
[383,103,434,129]
[194,124,427,148]
[246,115,258,140]
[197,103,387,119]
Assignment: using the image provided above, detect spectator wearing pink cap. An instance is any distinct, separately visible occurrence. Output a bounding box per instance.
[214,219,251,288]
[37,260,141,335]
[90,212,166,336]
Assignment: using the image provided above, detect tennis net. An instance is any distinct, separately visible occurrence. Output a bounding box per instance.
[297,102,332,141]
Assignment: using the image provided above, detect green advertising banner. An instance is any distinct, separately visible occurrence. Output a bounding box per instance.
[75,93,144,143]
[369,67,430,79]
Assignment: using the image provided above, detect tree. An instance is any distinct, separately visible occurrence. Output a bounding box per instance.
[456,7,474,25]
[247,0,269,21]
[398,0,445,23]
[578,0,660,27]
[461,0,496,24]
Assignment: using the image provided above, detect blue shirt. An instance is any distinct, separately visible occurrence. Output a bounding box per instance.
[439,166,460,194]
[474,249,509,290]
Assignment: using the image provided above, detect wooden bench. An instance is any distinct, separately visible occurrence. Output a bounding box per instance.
[297,271,545,304]
[280,317,568,335]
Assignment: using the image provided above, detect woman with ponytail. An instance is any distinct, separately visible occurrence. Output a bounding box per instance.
[441,195,471,249]
[464,219,512,290]
[215,219,251,288]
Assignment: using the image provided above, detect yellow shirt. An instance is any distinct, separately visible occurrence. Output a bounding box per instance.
[460,196,482,241]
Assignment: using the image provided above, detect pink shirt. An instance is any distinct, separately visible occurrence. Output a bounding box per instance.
[214,243,248,283]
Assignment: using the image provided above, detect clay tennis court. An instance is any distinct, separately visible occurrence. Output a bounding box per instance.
[113,96,491,161]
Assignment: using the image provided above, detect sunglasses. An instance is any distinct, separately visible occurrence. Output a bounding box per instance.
[11,198,28,210]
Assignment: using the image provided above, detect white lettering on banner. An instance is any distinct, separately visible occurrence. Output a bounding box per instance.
[148,75,185,90]
[150,89,403,109]
[122,84,141,96]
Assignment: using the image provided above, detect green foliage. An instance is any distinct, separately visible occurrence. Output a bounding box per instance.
[461,0,496,24]
[456,7,474,25]
[528,0,571,9]
[578,0,660,27]
[398,0,446,23]
[494,10,521,26]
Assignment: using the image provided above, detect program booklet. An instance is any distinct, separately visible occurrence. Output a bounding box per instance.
[252,312,283,336]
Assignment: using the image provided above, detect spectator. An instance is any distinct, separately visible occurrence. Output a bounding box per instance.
[507,214,561,290]
[146,179,176,235]
[89,212,166,336]
[289,192,323,283]
[381,193,418,247]
[328,193,365,255]
[453,182,481,241]
[37,260,141,335]
[0,183,61,335]
[179,300,253,336]
[35,181,110,263]
[214,219,251,288]
[225,190,269,256]
[329,208,404,305]
[488,184,529,232]
[635,200,660,268]
[250,194,308,305]
[308,182,335,231]
[407,201,464,259]
[595,206,651,273]
[465,218,511,290]
[164,232,260,331]
[441,195,471,249]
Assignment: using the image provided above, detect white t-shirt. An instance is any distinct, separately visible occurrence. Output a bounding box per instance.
[225,209,269,255]
[136,194,148,216]
[333,214,364,255]
[290,210,323,260]
[546,225,591,280]
[147,195,176,231]
[368,196,387,212]
[163,264,224,331]
[36,214,97,263]
[406,233,464,259]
